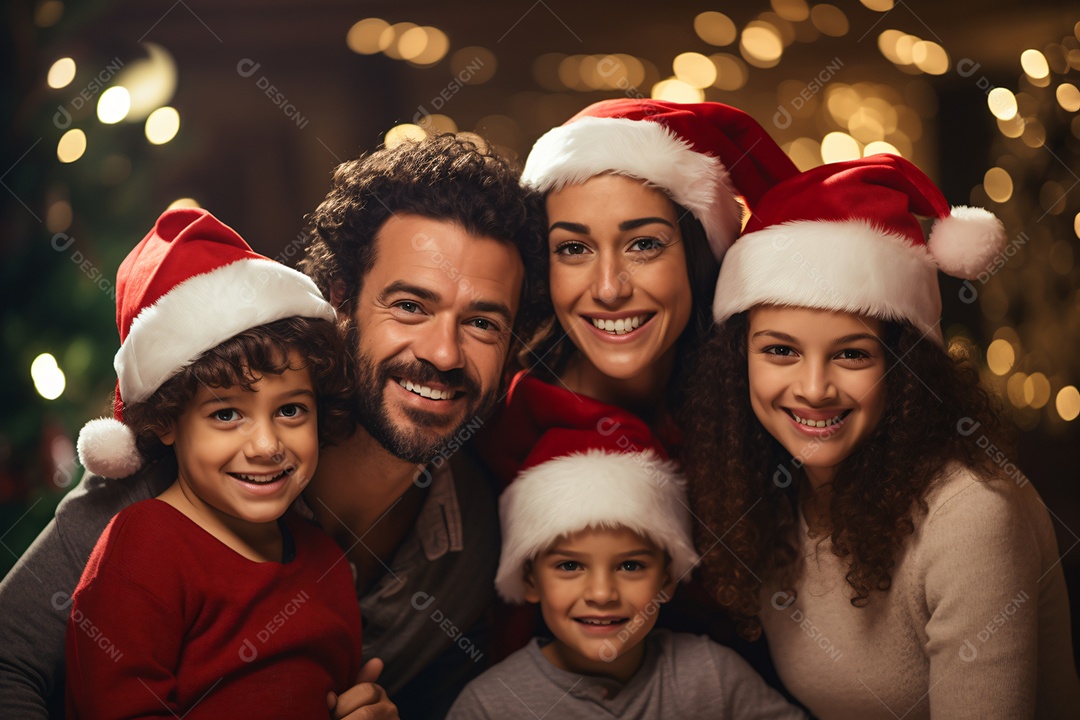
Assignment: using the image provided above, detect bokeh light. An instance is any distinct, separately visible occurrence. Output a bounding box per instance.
[983,167,1014,203]
[31,354,66,400]
[1056,386,1080,421]
[986,338,1016,375]
[47,58,76,89]
[673,52,716,89]
[347,18,390,54]
[57,129,86,163]
[694,11,737,46]
[145,106,180,144]
[988,87,1018,120]
[1020,49,1050,79]
[821,132,860,163]
[97,86,131,124]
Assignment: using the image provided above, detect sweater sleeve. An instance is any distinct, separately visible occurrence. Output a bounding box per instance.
[65,515,186,719]
[0,466,165,719]
[919,473,1039,719]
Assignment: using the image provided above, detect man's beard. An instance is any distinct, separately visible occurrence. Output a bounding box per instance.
[353,348,496,465]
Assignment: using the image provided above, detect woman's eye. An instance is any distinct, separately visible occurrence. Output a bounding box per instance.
[629,237,664,255]
[838,348,871,361]
[764,345,796,357]
[554,241,589,256]
[212,409,240,422]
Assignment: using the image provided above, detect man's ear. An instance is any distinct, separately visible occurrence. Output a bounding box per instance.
[329,280,349,311]
[522,560,541,604]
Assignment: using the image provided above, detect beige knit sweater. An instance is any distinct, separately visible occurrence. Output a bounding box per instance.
[759,464,1080,719]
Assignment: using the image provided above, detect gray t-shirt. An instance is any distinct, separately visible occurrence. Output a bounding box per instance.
[447,629,806,719]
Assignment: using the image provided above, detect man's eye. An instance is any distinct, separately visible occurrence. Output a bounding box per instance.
[469,318,497,332]
[396,301,421,313]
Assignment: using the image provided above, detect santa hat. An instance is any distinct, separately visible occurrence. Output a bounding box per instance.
[521,99,798,262]
[76,208,336,478]
[712,154,1007,343]
[494,403,700,604]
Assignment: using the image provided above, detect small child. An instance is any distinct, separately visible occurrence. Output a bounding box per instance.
[66,209,363,718]
[447,408,806,719]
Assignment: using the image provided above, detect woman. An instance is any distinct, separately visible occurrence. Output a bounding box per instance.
[481,98,798,480]
[685,154,1080,718]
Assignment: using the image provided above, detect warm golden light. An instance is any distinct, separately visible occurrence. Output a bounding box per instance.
[673,52,716,89]
[451,47,496,84]
[1056,83,1080,112]
[988,87,1018,120]
[694,11,737,46]
[47,58,76,89]
[46,200,72,233]
[410,27,449,66]
[1056,386,1080,421]
[31,354,66,400]
[379,22,418,59]
[1024,373,1051,409]
[913,41,949,75]
[710,53,748,91]
[347,18,390,54]
[416,113,457,134]
[983,167,1013,203]
[810,4,848,36]
[864,140,900,157]
[384,123,427,148]
[740,24,783,67]
[785,137,821,171]
[1007,372,1028,408]
[651,78,704,103]
[398,26,430,61]
[771,0,810,22]
[57,129,86,163]
[997,114,1025,138]
[167,198,200,210]
[860,0,894,10]
[1020,49,1050,79]
[821,132,860,163]
[986,339,1015,376]
[877,29,905,64]
[97,86,130,124]
[145,107,180,145]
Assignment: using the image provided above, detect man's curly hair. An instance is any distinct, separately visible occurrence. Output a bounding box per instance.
[681,312,1012,640]
[299,134,547,349]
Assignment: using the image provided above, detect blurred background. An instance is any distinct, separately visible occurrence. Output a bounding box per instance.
[2,0,1078,656]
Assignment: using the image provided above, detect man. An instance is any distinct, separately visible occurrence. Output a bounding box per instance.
[0,134,545,719]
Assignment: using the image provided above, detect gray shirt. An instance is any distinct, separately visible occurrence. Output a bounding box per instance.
[447,630,807,719]
[0,450,499,718]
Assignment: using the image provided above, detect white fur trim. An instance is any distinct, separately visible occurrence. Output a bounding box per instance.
[77,417,142,478]
[927,206,1006,280]
[521,116,742,260]
[115,259,336,403]
[494,449,700,604]
[713,220,944,343]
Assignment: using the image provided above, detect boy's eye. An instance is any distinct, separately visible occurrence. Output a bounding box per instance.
[555,560,582,572]
[619,560,645,572]
[277,403,307,419]
[212,409,240,422]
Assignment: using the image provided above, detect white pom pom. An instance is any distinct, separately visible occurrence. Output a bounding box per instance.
[927,206,1007,280]
[76,418,142,479]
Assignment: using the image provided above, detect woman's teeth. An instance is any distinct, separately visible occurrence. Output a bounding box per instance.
[792,412,846,428]
[398,379,455,400]
[589,315,648,335]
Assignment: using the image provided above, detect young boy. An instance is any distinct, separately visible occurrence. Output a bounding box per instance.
[447,410,807,719]
[65,208,364,718]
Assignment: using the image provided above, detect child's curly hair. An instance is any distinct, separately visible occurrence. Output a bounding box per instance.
[121,316,354,463]
[681,312,1012,639]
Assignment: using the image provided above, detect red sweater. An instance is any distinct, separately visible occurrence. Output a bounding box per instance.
[66,499,361,719]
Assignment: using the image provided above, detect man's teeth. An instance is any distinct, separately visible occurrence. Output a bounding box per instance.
[398,379,455,400]
[589,315,647,335]
[792,412,845,428]
[577,618,624,626]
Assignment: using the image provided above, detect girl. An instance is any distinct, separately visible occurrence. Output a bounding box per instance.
[686,154,1080,718]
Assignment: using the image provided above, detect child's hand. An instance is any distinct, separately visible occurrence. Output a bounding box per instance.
[327,658,399,719]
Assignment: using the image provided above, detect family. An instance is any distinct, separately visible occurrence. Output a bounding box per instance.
[0,98,1077,719]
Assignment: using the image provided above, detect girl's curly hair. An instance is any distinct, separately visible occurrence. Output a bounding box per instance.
[121,316,354,463]
[681,312,1011,639]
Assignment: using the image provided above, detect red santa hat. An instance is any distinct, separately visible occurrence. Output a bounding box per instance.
[712,154,1006,343]
[494,401,700,604]
[76,208,336,478]
[521,99,798,262]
